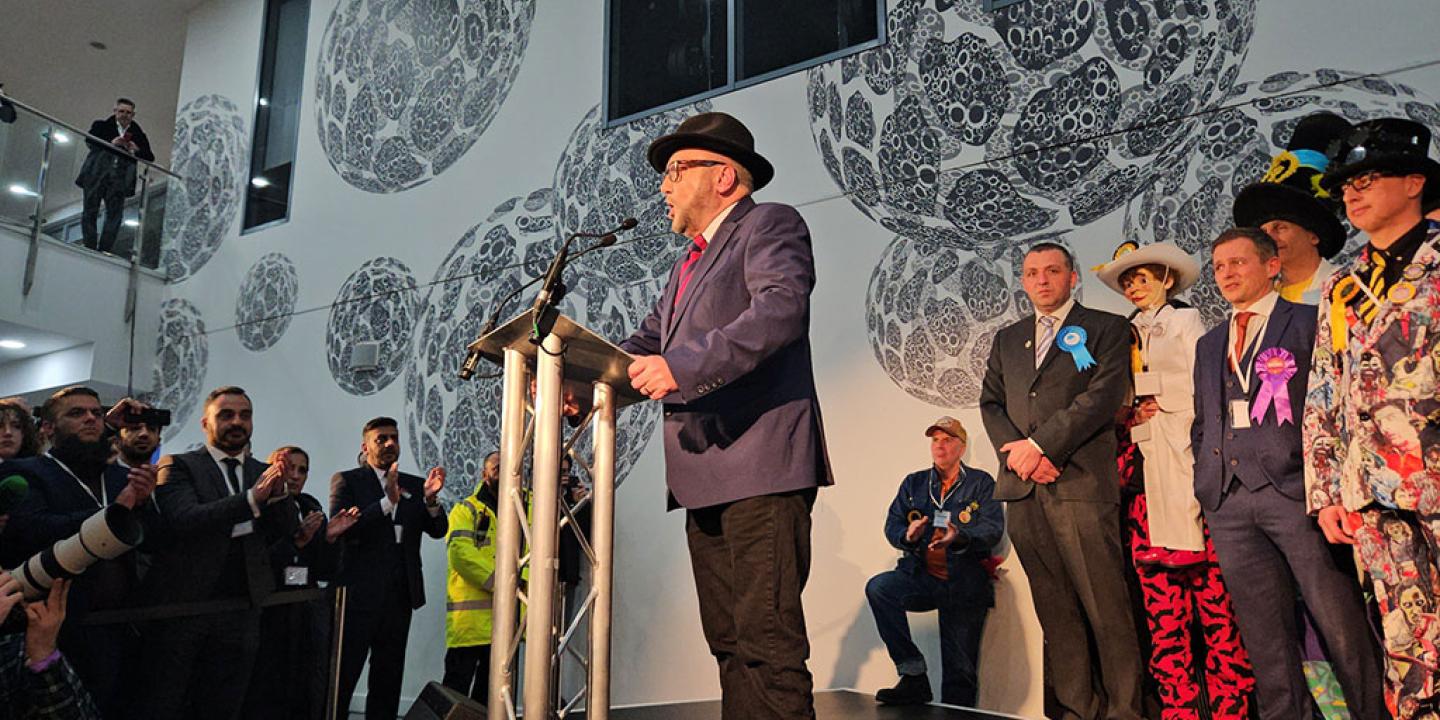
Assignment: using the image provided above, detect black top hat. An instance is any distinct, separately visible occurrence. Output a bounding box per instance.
[1321,117,1440,203]
[1233,112,1350,259]
[647,112,775,190]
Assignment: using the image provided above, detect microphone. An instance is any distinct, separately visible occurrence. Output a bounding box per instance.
[458,222,635,380]
[529,217,638,320]
[0,474,29,515]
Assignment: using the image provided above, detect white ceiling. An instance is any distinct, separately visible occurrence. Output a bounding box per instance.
[0,318,87,363]
[0,0,205,167]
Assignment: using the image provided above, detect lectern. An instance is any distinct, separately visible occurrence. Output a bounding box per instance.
[467,308,645,720]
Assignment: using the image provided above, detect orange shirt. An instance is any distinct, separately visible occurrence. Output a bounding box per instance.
[924,472,959,580]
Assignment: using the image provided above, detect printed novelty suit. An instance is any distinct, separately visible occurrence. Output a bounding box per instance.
[1306,220,1440,718]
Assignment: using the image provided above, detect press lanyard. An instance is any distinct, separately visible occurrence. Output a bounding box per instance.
[46,452,106,507]
[929,466,963,509]
[1227,312,1269,396]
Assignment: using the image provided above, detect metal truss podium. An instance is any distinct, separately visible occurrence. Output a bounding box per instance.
[468,309,645,720]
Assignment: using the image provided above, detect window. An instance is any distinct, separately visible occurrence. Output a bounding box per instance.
[983,0,1026,9]
[606,0,884,125]
[242,0,309,232]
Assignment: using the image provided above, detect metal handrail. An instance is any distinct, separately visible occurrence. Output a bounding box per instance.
[0,90,182,180]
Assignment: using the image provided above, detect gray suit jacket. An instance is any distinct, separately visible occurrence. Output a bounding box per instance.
[979,302,1132,503]
[621,196,834,509]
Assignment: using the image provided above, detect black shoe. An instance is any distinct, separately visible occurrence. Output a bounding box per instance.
[875,673,932,705]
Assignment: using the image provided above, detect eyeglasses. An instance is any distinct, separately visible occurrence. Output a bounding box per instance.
[664,159,725,182]
[1339,171,1394,194]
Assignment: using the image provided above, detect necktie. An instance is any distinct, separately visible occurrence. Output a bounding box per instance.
[1232,311,1254,373]
[673,233,708,307]
[1035,316,1056,369]
[222,457,242,495]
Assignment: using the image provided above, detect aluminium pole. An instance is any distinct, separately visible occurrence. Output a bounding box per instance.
[586,381,617,719]
[488,347,528,720]
[522,331,565,718]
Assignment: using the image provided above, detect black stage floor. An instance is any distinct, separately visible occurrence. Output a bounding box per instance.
[604,689,1026,720]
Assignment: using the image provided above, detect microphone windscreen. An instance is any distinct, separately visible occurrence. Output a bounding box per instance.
[0,474,28,515]
[598,233,618,247]
[619,217,639,230]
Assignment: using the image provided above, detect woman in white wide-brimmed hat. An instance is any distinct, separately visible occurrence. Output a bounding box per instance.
[1096,241,1254,719]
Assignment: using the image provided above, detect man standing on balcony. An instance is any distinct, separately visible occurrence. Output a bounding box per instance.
[75,98,153,255]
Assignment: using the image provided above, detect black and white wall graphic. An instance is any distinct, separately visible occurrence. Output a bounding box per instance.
[325,256,419,395]
[140,299,210,441]
[161,94,248,282]
[314,0,537,193]
[235,252,300,352]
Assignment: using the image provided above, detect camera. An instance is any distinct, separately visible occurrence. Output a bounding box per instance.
[123,406,172,428]
[8,504,143,601]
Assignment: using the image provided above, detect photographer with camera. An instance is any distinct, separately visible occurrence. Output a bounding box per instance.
[136,386,299,720]
[0,578,100,720]
[0,388,159,719]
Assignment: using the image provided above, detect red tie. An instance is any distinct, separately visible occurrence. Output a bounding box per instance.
[673,233,707,307]
[1232,311,1254,373]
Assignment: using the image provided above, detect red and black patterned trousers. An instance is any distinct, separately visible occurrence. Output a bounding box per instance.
[1125,493,1256,719]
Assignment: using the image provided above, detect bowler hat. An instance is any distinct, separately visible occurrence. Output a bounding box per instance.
[647,112,775,190]
[1233,112,1350,259]
[1320,117,1440,204]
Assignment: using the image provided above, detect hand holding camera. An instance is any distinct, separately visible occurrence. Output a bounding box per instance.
[114,464,157,509]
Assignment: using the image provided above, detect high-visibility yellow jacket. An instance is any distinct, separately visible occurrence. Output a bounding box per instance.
[446,484,500,648]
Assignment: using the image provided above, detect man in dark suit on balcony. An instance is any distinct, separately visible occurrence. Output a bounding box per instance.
[75,97,154,254]
[329,417,447,720]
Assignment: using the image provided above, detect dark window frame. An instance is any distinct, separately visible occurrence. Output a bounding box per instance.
[241,0,310,235]
[603,0,886,127]
[983,0,1027,10]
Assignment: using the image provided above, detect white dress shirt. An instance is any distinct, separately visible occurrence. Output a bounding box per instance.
[1226,290,1280,375]
[1033,297,1077,351]
[206,444,261,517]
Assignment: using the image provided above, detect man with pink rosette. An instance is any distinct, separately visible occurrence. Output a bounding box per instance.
[1305,116,1440,719]
[1193,227,1382,720]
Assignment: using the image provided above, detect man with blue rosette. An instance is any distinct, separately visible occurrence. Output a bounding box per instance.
[1193,227,1382,720]
[1305,116,1440,719]
[980,242,1143,720]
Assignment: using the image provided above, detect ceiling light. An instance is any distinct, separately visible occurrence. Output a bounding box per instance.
[123,219,140,227]
[7,184,36,197]
[258,98,270,107]
[251,177,271,188]
[50,130,71,144]
[0,339,26,350]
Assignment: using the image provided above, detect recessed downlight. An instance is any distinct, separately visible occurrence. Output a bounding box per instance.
[0,339,26,350]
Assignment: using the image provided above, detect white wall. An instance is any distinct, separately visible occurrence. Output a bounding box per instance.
[159,0,1440,716]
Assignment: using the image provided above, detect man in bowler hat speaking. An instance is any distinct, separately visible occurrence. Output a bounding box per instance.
[619,112,834,719]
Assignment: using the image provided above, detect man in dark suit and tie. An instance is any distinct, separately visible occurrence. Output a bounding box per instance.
[979,242,1142,720]
[0,387,157,719]
[74,98,154,254]
[1192,227,1382,719]
[137,386,299,720]
[330,417,447,720]
[620,111,833,720]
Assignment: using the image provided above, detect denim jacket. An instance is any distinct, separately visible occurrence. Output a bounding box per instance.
[884,465,1005,605]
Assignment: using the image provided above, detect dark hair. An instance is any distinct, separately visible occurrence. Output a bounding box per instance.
[116,98,135,108]
[484,450,500,463]
[363,416,399,435]
[40,386,101,423]
[274,445,309,462]
[205,386,250,408]
[1119,263,1183,299]
[1025,242,1074,271]
[0,400,41,459]
[1212,227,1278,261]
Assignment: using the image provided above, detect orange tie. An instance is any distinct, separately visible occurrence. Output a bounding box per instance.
[1232,311,1254,373]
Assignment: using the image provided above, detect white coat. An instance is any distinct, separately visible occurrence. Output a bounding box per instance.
[1131,303,1208,551]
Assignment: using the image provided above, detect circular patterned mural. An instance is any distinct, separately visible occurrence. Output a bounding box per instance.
[1123,68,1440,326]
[162,94,247,281]
[405,188,669,502]
[806,0,1255,256]
[314,0,536,193]
[326,257,419,395]
[866,233,1078,407]
[139,299,209,441]
[235,253,300,352]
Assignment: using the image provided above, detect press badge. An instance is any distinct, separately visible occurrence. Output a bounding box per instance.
[1133,371,1162,398]
[933,510,952,527]
[231,520,255,537]
[1230,400,1251,429]
[394,524,405,543]
[1130,421,1153,443]
[284,566,309,587]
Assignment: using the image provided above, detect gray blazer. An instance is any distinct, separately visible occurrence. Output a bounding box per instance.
[979,302,1132,503]
[621,197,834,509]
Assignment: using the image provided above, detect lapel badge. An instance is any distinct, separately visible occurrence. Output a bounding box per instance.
[1024,340,1032,349]
[958,509,972,524]
[1403,263,1427,282]
[1389,281,1418,304]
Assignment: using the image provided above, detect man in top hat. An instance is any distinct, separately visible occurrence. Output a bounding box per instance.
[1305,116,1440,718]
[980,242,1143,720]
[864,417,1003,708]
[1234,112,1353,304]
[619,111,833,719]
